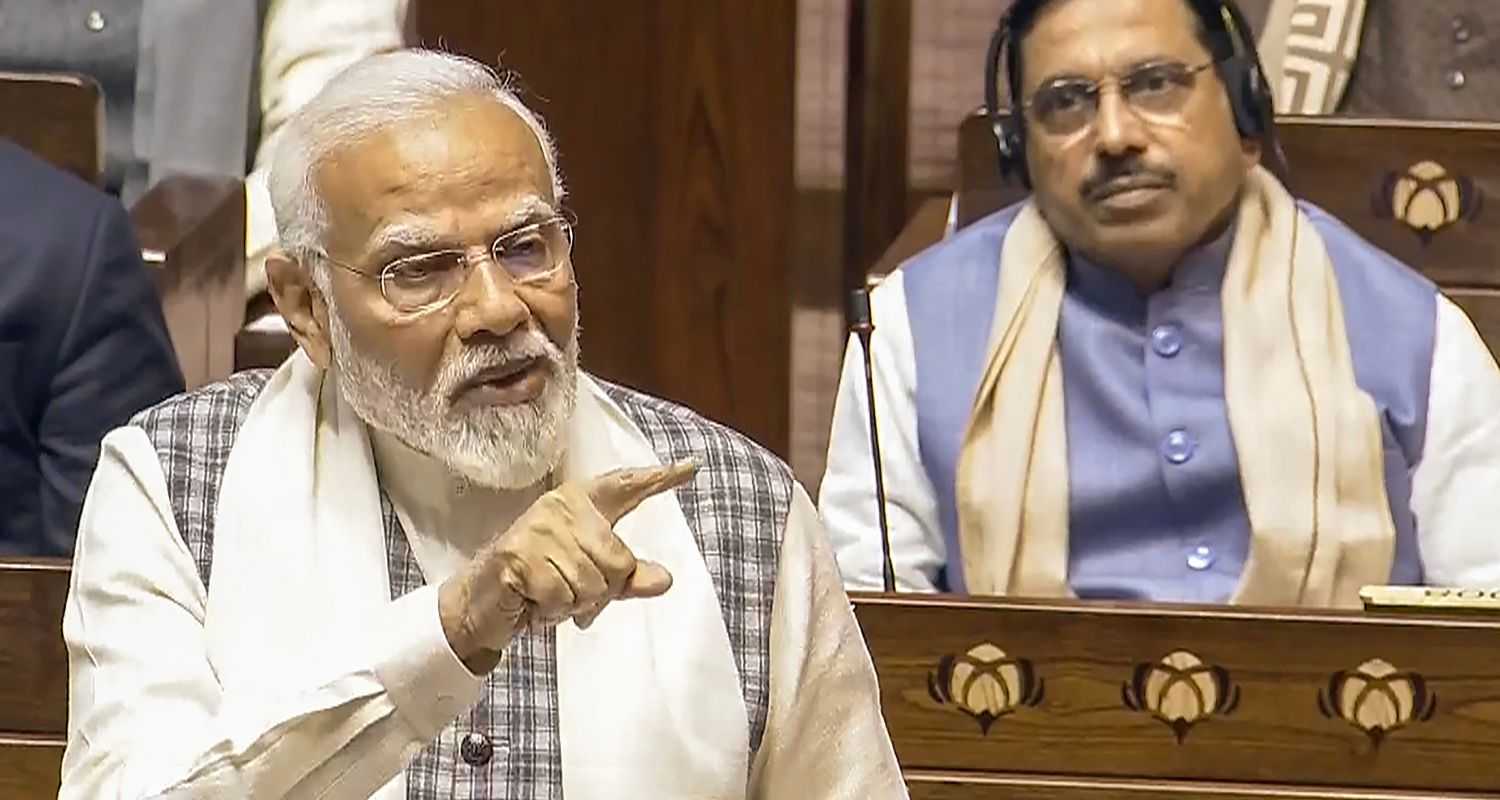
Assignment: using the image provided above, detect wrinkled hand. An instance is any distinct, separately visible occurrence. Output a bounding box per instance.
[439,460,699,672]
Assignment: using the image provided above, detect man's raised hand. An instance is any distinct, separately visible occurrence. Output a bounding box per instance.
[438,461,699,672]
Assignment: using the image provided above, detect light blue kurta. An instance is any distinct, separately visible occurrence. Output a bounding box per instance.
[903,202,1434,599]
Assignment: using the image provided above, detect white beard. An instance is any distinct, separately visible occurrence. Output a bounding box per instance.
[327,309,579,491]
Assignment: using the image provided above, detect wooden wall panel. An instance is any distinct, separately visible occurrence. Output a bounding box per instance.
[0,740,63,800]
[417,2,795,454]
[0,560,69,800]
[843,0,912,314]
[0,561,69,736]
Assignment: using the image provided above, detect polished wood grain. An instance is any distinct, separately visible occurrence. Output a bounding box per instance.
[132,175,247,388]
[844,0,913,318]
[0,72,102,186]
[0,737,64,800]
[870,195,950,280]
[0,560,70,735]
[1276,118,1500,290]
[854,593,1500,794]
[1277,117,1500,362]
[418,1,796,455]
[0,560,70,799]
[906,770,1500,799]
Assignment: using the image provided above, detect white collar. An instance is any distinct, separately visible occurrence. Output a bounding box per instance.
[369,426,541,582]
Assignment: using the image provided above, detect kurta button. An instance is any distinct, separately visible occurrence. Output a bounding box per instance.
[1447,69,1467,90]
[1187,545,1215,571]
[1150,323,1183,357]
[1161,429,1196,464]
[85,10,106,32]
[460,732,493,766]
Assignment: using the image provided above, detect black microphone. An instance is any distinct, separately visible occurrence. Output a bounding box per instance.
[847,287,897,593]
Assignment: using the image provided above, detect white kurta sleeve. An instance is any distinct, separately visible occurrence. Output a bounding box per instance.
[818,270,947,590]
[1409,295,1500,585]
[244,0,410,296]
[60,427,484,799]
[749,486,908,799]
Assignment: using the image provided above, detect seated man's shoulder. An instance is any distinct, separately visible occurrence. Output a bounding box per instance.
[1299,202,1436,295]
[597,379,796,508]
[0,141,122,274]
[898,201,1027,303]
[131,369,277,455]
[0,140,108,208]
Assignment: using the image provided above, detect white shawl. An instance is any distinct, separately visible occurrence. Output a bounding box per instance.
[205,351,747,798]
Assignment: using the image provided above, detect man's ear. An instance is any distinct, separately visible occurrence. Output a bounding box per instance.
[1241,135,1263,171]
[265,249,333,369]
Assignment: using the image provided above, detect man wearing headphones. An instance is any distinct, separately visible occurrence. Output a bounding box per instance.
[820,0,1500,606]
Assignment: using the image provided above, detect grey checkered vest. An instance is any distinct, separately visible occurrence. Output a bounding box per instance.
[131,370,792,799]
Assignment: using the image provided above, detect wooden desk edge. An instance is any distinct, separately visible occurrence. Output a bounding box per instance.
[904,770,1500,799]
[848,591,1500,629]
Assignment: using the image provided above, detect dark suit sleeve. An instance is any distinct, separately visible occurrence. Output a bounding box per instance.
[37,200,184,554]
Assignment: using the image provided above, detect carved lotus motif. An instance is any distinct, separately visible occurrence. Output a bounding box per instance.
[1122,650,1240,742]
[1318,659,1437,746]
[1375,160,1482,243]
[928,643,1044,734]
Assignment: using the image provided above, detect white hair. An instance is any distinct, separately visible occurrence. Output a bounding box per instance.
[268,48,565,268]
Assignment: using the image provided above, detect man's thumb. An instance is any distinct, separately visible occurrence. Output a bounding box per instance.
[620,560,673,598]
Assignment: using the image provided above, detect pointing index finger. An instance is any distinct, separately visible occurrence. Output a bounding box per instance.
[586,459,700,524]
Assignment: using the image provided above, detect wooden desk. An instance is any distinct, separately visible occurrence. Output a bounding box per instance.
[0,559,70,800]
[854,592,1500,798]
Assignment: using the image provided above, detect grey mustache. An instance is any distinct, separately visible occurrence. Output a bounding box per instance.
[445,337,557,391]
[1083,169,1176,200]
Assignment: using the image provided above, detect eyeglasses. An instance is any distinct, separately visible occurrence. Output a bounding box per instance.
[1023,60,1216,136]
[317,215,576,313]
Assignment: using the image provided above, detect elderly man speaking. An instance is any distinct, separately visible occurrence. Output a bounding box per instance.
[60,50,905,799]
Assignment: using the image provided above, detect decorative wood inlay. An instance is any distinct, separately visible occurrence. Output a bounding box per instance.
[854,593,1500,793]
[1374,160,1483,244]
[1318,659,1438,747]
[1121,650,1240,743]
[927,643,1044,734]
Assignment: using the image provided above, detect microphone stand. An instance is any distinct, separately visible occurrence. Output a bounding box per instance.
[847,287,897,593]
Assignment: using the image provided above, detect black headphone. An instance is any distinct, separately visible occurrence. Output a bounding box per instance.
[984,0,1277,188]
